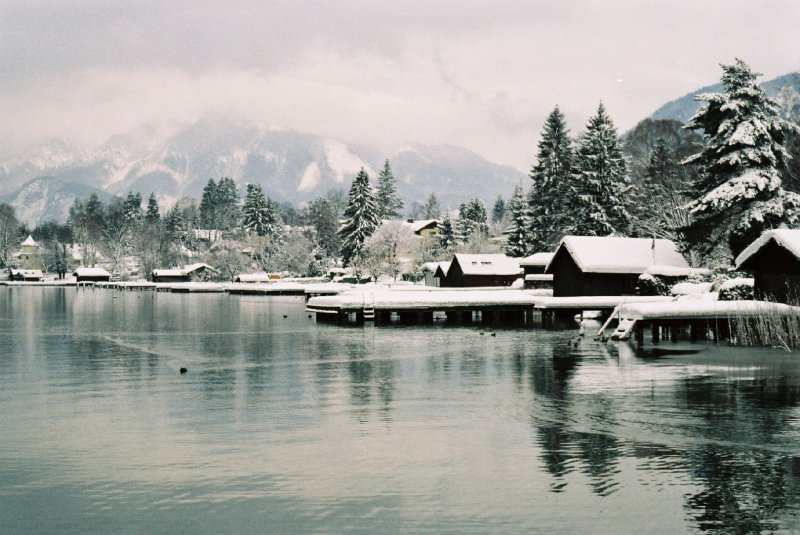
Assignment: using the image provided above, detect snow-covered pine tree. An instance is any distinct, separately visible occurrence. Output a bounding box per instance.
[263,197,283,242]
[243,183,270,236]
[529,106,574,250]
[338,168,379,266]
[683,59,800,261]
[375,160,404,219]
[571,102,630,236]
[123,192,143,224]
[437,215,456,252]
[145,192,160,224]
[503,185,530,257]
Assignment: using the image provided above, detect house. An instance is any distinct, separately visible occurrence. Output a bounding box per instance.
[735,229,800,303]
[433,261,451,287]
[421,261,451,287]
[73,267,111,282]
[440,254,522,287]
[12,235,44,270]
[9,269,44,282]
[408,219,438,238]
[152,263,218,283]
[545,236,689,297]
[519,252,554,289]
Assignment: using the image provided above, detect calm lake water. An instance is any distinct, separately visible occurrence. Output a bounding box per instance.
[1,287,799,534]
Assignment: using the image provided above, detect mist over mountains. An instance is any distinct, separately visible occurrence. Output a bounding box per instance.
[2,69,799,226]
[0,119,525,225]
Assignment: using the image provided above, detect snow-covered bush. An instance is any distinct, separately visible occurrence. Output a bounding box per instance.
[637,273,671,296]
[717,278,755,301]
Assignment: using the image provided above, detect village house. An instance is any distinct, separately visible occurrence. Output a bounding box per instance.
[152,263,218,283]
[519,252,554,289]
[12,235,45,271]
[545,236,689,297]
[440,253,522,288]
[735,229,800,303]
[73,267,112,282]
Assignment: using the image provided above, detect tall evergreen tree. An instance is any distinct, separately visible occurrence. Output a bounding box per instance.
[571,102,630,236]
[683,59,800,261]
[456,198,489,242]
[243,183,270,236]
[145,193,160,224]
[437,215,456,252]
[338,168,379,266]
[503,185,530,257]
[491,196,506,224]
[375,160,404,219]
[421,193,441,219]
[529,106,574,250]
[200,177,240,230]
[123,191,143,224]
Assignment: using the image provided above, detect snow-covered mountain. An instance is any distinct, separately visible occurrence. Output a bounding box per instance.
[650,71,800,123]
[0,119,525,225]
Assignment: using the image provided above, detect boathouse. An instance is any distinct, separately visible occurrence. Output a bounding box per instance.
[73,267,111,282]
[152,263,217,283]
[735,229,800,303]
[441,254,522,288]
[545,236,689,297]
[9,269,44,282]
[234,272,275,283]
[519,252,554,289]
[433,261,451,287]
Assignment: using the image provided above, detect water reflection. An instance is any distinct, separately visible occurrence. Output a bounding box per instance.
[1,288,800,533]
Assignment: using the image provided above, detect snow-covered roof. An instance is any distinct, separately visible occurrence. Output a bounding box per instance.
[434,261,451,277]
[454,254,522,276]
[735,229,800,269]
[524,274,554,282]
[409,219,438,234]
[519,252,554,267]
[643,265,711,278]
[546,236,688,274]
[152,268,185,277]
[10,269,43,277]
[421,262,440,273]
[184,262,217,274]
[73,267,111,277]
[21,235,37,247]
[235,272,273,283]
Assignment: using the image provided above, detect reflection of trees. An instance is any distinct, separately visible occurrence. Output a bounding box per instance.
[529,351,579,491]
[685,449,790,532]
[674,376,800,532]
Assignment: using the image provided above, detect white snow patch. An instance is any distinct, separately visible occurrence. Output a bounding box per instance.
[298,162,321,192]
[323,139,372,183]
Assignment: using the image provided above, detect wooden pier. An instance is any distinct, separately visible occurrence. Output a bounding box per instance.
[601,300,800,344]
[307,290,673,327]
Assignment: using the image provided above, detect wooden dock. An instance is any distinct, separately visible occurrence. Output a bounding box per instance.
[600,300,800,344]
[306,290,673,327]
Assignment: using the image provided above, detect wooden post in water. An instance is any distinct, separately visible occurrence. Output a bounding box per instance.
[651,322,660,344]
[670,324,679,343]
[635,322,645,346]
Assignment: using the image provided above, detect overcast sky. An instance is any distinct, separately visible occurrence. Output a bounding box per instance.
[1,0,799,170]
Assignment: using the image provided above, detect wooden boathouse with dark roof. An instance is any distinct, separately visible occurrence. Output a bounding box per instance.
[545,236,689,297]
[735,229,800,303]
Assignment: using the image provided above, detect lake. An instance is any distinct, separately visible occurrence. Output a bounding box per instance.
[1,287,799,533]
